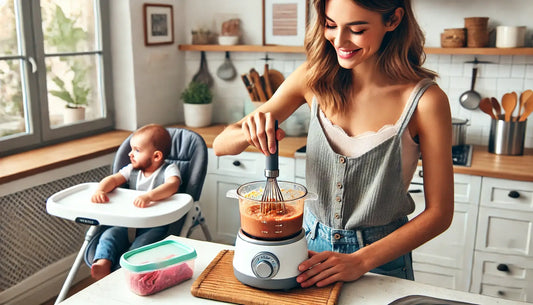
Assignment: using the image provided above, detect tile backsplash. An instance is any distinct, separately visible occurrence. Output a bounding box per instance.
[188,52,533,148]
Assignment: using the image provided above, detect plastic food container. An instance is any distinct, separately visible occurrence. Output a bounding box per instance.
[119,240,196,296]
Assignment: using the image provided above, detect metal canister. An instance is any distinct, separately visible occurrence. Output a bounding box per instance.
[488,118,527,155]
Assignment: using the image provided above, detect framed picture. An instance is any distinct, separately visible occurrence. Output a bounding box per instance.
[263,0,308,46]
[143,3,174,46]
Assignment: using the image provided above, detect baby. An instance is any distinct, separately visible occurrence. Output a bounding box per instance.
[90,124,181,280]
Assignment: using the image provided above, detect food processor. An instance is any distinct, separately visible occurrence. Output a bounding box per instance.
[227,181,315,290]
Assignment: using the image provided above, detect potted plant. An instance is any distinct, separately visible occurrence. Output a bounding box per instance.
[46,5,91,124]
[180,81,213,127]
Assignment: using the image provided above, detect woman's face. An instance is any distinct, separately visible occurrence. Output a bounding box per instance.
[324,0,396,69]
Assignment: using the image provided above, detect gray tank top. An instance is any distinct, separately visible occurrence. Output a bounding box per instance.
[306,79,435,230]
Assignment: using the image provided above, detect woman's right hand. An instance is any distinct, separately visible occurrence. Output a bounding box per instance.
[241,111,285,155]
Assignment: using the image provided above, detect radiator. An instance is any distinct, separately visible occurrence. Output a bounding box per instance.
[0,166,110,297]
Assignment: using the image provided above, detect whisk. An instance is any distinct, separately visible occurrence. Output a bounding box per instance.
[260,120,285,214]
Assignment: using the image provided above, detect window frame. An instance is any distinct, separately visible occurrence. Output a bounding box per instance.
[1,0,114,156]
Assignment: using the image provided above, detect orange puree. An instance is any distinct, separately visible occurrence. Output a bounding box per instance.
[240,202,303,239]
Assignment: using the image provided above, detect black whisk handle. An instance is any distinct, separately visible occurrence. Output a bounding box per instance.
[265,120,279,173]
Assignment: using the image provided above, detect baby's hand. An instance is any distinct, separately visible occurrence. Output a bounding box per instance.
[133,194,151,208]
[91,191,109,203]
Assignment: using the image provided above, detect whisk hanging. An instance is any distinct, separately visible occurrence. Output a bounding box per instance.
[260,120,285,214]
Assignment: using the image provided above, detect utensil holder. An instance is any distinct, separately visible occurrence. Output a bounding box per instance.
[488,116,527,155]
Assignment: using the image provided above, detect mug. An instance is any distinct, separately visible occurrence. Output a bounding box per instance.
[496,26,526,48]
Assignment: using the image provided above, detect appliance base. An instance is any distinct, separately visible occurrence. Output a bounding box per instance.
[233,229,307,290]
[233,269,299,290]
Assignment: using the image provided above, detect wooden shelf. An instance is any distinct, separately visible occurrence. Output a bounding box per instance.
[178,44,304,53]
[424,47,533,55]
[179,44,533,56]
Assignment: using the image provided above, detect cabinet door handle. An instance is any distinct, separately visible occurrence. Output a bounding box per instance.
[508,191,520,199]
[497,263,510,272]
[498,290,506,296]
[232,160,241,167]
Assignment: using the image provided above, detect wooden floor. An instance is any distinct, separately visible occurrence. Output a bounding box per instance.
[40,277,96,305]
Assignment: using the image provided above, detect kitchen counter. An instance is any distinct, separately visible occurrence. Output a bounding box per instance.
[59,236,525,304]
[178,124,533,182]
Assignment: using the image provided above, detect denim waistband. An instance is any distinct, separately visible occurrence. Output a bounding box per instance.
[304,209,407,247]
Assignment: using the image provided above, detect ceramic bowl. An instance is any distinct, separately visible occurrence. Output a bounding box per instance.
[218,35,239,45]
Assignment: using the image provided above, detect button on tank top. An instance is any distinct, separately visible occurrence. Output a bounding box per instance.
[305,79,435,229]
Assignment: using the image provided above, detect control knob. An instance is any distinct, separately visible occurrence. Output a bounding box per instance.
[251,252,280,279]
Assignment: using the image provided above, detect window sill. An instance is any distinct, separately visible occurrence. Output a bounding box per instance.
[0,130,131,184]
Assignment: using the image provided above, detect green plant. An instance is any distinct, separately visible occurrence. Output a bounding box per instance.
[180,81,213,104]
[45,5,90,108]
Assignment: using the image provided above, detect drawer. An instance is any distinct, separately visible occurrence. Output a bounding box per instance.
[481,177,533,212]
[409,167,481,205]
[412,262,468,291]
[471,251,533,303]
[207,150,295,180]
[475,207,533,257]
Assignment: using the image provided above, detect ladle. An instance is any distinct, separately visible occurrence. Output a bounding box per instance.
[216,51,237,81]
[519,94,533,122]
[490,97,502,116]
[192,51,214,88]
[517,89,533,121]
[459,66,481,110]
[479,97,497,119]
[502,92,517,122]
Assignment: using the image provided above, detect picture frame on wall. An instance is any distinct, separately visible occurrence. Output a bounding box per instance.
[263,0,308,46]
[143,3,174,46]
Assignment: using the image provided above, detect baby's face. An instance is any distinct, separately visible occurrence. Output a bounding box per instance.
[128,133,156,170]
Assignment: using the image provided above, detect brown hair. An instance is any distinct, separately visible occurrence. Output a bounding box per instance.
[305,0,437,112]
[134,124,171,158]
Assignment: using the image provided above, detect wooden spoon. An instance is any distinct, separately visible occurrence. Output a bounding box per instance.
[490,97,502,117]
[519,95,533,122]
[479,97,497,119]
[502,92,517,122]
[517,89,533,121]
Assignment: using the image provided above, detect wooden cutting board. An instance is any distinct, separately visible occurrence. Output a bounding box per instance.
[191,250,343,305]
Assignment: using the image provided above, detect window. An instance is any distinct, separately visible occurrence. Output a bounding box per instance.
[0,0,113,156]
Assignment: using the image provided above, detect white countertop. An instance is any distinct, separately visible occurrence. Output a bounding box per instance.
[59,236,526,305]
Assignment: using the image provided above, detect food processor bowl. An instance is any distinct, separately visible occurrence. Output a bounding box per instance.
[229,181,310,240]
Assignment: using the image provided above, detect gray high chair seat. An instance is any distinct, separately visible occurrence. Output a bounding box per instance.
[83,127,212,270]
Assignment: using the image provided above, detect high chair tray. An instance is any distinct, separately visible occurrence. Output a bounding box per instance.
[46,182,193,228]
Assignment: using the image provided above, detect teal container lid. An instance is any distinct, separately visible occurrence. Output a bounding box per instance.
[120,240,197,273]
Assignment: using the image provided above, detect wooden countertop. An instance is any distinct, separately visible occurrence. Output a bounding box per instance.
[2,124,532,184]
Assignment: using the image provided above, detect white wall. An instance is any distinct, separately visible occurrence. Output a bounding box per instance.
[111,0,186,131]
[113,0,533,147]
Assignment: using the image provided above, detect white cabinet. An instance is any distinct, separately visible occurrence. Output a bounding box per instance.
[409,167,481,292]
[294,155,306,186]
[199,149,295,245]
[470,178,533,303]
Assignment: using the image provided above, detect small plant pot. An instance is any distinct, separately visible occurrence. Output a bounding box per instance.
[183,103,213,127]
[64,107,85,124]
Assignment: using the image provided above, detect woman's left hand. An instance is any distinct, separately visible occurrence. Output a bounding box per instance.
[297,250,366,288]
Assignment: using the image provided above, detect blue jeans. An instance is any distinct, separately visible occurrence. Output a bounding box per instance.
[303,210,414,280]
[93,225,169,268]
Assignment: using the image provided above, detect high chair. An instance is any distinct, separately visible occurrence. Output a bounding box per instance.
[46,128,211,304]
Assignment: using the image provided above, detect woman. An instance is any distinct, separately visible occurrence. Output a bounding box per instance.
[213,0,453,288]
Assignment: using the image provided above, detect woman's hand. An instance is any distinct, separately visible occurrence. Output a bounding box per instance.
[297,250,367,288]
[241,111,285,155]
